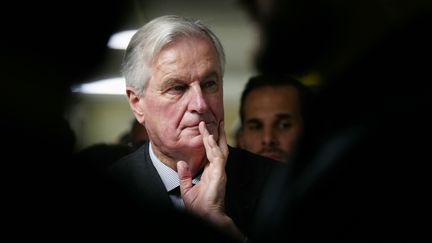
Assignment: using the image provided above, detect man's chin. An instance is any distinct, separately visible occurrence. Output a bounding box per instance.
[184,135,205,149]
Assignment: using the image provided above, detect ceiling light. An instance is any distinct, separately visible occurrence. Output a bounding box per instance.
[72,77,125,95]
[107,30,137,50]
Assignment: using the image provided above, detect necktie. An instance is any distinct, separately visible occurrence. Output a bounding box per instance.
[169,186,184,210]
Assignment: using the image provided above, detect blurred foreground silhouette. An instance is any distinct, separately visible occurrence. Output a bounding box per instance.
[239,0,432,241]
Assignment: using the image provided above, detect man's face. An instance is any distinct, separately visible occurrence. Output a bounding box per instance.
[239,85,303,162]
[140,36,224,155]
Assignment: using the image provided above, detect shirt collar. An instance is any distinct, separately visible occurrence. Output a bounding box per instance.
[149,142,200,192]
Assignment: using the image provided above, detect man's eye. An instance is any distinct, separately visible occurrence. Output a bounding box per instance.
[202,81,218,92]
[278,120,292,129]
[247,123,262,130]
[168,85,187,94]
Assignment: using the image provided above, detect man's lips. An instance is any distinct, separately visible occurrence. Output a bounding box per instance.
[261,151,284,161]
[183,121,215,129]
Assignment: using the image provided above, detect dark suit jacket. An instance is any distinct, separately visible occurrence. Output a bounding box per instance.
[107,141,281,235]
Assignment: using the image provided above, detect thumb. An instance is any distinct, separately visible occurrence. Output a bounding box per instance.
[177,161,193,195]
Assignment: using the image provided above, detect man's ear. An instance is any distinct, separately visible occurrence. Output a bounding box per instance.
[126,87,145,123]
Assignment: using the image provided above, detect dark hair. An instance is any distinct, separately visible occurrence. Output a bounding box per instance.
[239,73,313,123]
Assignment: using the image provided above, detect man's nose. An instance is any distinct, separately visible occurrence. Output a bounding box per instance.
[189,85,209,114]
[262,127,278,146]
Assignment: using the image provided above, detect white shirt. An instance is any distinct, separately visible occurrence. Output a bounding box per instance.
[149,142,200,210]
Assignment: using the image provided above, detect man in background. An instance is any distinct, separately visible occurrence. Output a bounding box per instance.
[118,119,149,150]
[237,74,311,162]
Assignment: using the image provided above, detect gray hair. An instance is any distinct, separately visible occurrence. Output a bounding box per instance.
[122,15,226,96]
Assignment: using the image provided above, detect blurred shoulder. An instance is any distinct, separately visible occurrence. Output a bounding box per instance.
[227,146,284,175]
[111,142,149,170]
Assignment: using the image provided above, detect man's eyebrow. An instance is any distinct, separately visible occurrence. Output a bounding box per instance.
[202,72,220,81]
[160,78,184,89]
[276,113,293,119]
[245,118,261,124]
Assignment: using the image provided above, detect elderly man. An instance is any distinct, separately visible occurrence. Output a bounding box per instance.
[108,15,278,241]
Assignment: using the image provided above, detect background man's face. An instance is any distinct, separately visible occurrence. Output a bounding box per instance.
[239,85,303,162]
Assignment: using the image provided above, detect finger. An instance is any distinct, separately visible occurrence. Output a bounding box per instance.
[177,161,193,195]
[199,121,211,153]
[218,121,229,158]
[200,122,221,160]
